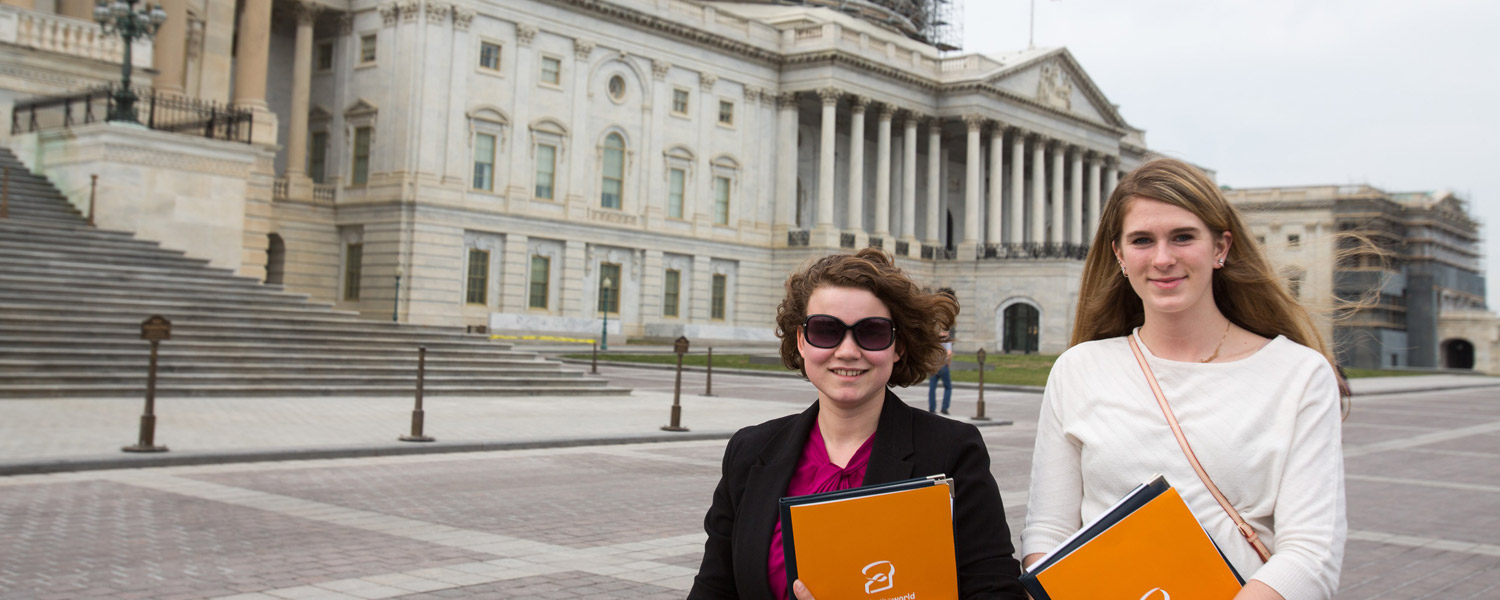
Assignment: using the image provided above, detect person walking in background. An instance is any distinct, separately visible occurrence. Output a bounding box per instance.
[928,325,954,415]
[1022,158,1346,600]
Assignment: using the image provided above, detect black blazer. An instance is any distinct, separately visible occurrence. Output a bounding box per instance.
[688,390,1026,600]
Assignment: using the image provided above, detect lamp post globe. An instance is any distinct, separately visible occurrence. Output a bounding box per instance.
[601,276,614,351]
[94,0,167,123]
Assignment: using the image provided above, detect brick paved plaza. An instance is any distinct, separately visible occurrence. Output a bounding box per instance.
[0,369,1497,599]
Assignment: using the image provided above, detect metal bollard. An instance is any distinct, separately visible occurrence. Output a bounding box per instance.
[972,348,990,421]
[704,347,714,396]
[1,166,9,219]
[662,336,690,432]
[124,316,171,452]
[400,346,435,441]
[88,174,97,225]
[591,340,598,374]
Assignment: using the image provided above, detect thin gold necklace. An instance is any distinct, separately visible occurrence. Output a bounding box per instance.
[1201,321,1232,363]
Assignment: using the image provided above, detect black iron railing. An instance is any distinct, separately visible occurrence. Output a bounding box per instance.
[10,85,253,144]
[979,242,1090,260]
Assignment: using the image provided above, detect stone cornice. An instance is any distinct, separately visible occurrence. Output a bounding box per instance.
[549,0,783,66]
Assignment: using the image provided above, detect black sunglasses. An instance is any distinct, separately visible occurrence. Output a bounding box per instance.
[802,314,897,351]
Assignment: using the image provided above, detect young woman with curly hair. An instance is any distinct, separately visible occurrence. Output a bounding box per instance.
[689,248,1026,600]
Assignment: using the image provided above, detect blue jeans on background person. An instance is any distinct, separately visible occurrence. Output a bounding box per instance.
[928,365,952,413]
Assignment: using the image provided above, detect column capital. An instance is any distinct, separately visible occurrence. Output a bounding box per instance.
[816,86,842,106]
[423,1,450,22]
[962,113,986,132]
[776,92,799,110]
[921,114,942,128]
[400,0,419,23]
[700,72,719,92]
[988,120,1006,137]
[516,23,538,46]
[878,102,896,121]
[379,3,399,26]
[850,95,871,112]
[337,13,353,34]
[651,59,671,80]
[574,39,596,61]
[452,7,474,29]
[293,0,323,24]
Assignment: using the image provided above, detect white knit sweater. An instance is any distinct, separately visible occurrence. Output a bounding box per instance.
[1022,331,1346,600]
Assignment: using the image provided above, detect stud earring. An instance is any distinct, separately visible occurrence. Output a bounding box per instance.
[1216,258,1226,267]
[1120,264,1129,278]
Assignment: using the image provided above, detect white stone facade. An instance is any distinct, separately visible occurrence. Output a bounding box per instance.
[2,0,1162,353]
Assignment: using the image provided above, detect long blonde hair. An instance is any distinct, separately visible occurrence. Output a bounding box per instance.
[1071,158,1334,365]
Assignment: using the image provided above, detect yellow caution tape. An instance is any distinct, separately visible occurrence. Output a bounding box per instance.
[489,334,598,344]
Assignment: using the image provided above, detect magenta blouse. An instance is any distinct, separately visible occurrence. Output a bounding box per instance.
[767,421,876,600]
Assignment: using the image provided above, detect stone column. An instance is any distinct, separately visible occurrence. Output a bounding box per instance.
[846,96,867,239]
[56,0,92,19]
[815,87,840,243]
[152,0,190,94]
[960,114,983,252]
[1105,158,1119,203]
[775,92,799,239]
[873,104,893,239]
[1030,134,1046,244]
[925,117,942,245]
[1009,129,1025,244]
[285,2,321,179]
[1087,153,1102,242]
[901,114,919,249]
[233,0,278,144]
[987,124,1004,246]
[1050,141,1065,245]
[1069,146,1084,244]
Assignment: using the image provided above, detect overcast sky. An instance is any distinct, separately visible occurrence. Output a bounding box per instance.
[961,0,1500,305]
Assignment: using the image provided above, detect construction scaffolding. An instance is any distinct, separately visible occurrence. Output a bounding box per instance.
[763,0,964,51]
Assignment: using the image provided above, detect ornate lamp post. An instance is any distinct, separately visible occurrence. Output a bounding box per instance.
[94,0,167,123]
[392,265,402,322]
[600,276,614,351]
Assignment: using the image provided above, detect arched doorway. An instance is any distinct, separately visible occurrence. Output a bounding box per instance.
[1441,338,1475,370]
[1000,301,1040,354]
[265,233,285,285]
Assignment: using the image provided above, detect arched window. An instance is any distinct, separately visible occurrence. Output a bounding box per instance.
[601,133,625,209]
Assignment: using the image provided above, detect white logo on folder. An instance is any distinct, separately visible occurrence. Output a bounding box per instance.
[1139,588,1170,600]
[862,560,895,594]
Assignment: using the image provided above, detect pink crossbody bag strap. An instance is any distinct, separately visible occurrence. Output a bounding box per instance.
[1128,333,1272,563]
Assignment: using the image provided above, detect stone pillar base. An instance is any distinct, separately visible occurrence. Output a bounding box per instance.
[956,241,980,260]
[810,225,841,249]
[243,106,280,147]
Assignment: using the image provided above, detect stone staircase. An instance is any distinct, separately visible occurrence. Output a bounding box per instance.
[0,146,627,398]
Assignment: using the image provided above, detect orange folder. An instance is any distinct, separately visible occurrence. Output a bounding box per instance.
[780,475,958,600]
[1021,475,1244,600]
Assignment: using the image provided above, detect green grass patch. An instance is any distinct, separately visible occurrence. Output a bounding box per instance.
[567,352,1060,387]
[1342,367,1443,379]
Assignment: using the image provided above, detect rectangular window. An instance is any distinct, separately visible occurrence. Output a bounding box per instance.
[718,100,734,125]
[479,42,501,70]
[672,89,690,115]
[710,273,726,320]
[528,255,550,309]
[713,176,730,225]
[601,145,623,210]
[351,126,372,185]
[663,269,681,317]
[359,34,377,64]
[1287,234,1301,247]
[668,168,685,219]
[316,42,334,71]
[535,144,556,199]
[540,56,561,85]
[343,243,363,301]
[473,133,495,190]
[308,131,327,184]
[466,249,489,305]
[598,263,621,314]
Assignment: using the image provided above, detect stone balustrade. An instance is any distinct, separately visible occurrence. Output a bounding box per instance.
[0,5,153,68]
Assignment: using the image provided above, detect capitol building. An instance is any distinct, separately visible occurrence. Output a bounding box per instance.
[2,0,1167,353]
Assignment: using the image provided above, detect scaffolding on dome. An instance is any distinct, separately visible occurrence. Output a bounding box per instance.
[765,0,964,51]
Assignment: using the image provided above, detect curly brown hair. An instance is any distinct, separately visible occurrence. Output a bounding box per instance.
[776,248,958,387]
